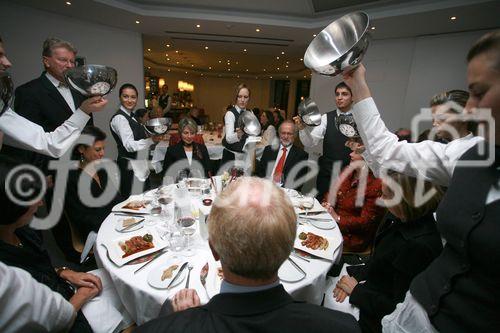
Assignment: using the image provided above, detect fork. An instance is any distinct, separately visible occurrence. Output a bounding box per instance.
[185,264,193,288]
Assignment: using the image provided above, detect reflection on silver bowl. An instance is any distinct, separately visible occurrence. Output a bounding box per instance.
[304,11,370,77]
[298,98,322,126]
[0,71,14,116]
[146,117,172,135]
[64,65,117,96]
[237,110,261,136]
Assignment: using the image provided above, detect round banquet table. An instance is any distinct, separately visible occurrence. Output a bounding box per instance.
[95,186,343,325]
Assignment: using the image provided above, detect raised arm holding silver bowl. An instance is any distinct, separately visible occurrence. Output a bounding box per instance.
[64,64,118,96]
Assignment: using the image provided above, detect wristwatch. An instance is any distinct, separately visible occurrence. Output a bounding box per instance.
[55,266,70,276]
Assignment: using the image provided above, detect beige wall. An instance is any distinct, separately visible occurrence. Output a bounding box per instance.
[153,69,277,123]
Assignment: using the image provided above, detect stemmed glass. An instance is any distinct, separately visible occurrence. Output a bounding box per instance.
[175,202,197,257]
[301,195,315,218]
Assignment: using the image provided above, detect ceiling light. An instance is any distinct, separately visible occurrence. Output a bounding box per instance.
[201,73,204,76]
[371,26,376,30]
[281,51,285,55]
[176,61,179,64]
[147,48,151,52]
[191,64,194,67]
[209,66,212,69]
[285,65,288,68]
[228,69,231,71]
[312,34,317,37]
[304,75,307,78]
[277,67,280,70]
[204,46,208,50]
[135,20,140,24]
[175,50,179,53]
[300,58,303,61]
[246,69,249,72]
[237,75,240,78]
[185,71,188,74]
[65,1,71,5]
[236,61,239,64]
[270,76,273,78]
[286,76,289,79]
[255,28,260,32]
[168,69,171,72]
[167,58,170,61]
[276,56,280,60]
[263,69,266,71]
[165,53,169,57]
[450,16,457,21]
[243,49,247,52]
[166,44,171,47]
[218,60,222,63]
[286,61,289,64]
[147,66,151,69]
[196,24,201,28]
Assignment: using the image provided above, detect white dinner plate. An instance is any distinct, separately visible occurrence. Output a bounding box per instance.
[101,228,168,266]
[112,195,151,214]
[147,259,188,289]
[114,217,144,233]
[278,259,306,283]
[294,225,339,261]
[205,256,223,299]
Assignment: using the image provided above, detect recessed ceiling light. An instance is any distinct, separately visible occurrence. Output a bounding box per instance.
[276,56,280,60]
[300,58,303,61]
[147,48,151,52]
[277,67,280,70]
[204,46,208,50]
[236,61,239,64]
[270,76,273,78]
[185,71,188,74]
[246,69,249,72]
[218,60,222,63]
[285,65,288,68]
[176,61,179,64]
[209,66,212,69]
[286,61,289,64]
[166,44,171,47]
[165,53,169,57]
[191,64,194,67]
[371,26,376,30]
[228,69,231,71]
[450,16,457,21]
[312,34,317,37]
[256,28,260,32]
[168,69,171,72]
[304,75,306,78]
[175,50,179,53]
[147,66,151,69]
[263,69,266,71]
[201,73,204,76]
[243,49,247,52]
[281,51,285,55]
[135,20,140,24]
[196,24,201,28]
[167,58,170,61]
[65,1,72,5]
[237,75,240,78]
[286,76,289,78]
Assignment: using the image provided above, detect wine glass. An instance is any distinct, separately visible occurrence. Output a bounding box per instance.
[301,195,315,218]
[175,203,197,257]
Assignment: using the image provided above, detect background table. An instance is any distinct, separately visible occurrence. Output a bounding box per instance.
[95,188,342,324]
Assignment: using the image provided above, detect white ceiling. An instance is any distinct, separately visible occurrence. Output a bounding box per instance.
[9,0,500,79]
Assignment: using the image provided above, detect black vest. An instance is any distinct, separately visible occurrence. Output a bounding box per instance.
[410,144,500,332]
[321,111,351,164]
[110,109,148,159]
[222,107,248,153]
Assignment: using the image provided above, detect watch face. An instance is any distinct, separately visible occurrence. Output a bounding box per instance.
[339,124,357,137]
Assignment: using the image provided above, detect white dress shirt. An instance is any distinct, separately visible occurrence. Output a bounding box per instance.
[185,150,193,165]
[299,109,350,147]
[45,72,76,112]
[110,106,153,153]
[224,105,244,144]
[0,261,75,333]
[0,106,90,157]
[352,97,484,186]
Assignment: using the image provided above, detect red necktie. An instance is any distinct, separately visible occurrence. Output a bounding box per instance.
[273,147,287,183]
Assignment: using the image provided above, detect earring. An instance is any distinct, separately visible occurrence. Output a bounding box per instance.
[80,153,85,164]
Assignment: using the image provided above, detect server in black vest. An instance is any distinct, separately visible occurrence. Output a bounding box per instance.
[221,83,251,168]
[294,82,352,199]
[158,84,171,117]
[344,31,500,332]
[110,83,159,197]
[2,37,88,171]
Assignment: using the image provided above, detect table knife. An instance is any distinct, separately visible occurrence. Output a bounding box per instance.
[167,262,188,289]
[287,257,307,276]
[133,248,168,274]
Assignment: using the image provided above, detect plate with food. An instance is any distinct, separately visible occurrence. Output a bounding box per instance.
[147,259,188,289]
[102,229,168,266]
[184,178,209,190]
[114,217,144,233]
[112,195,151,214]
[293,225,338,260]
[291,197,326,215]
[205,256,223,299]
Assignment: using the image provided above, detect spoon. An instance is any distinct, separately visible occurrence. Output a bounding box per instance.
[185,264,193,288]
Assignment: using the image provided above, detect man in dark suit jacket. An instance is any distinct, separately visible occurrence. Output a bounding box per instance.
[3,37,87,170]
[136,177,360,333]
[256,120,309,191]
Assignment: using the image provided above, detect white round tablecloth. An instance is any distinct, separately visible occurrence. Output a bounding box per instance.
[95,189,343,325]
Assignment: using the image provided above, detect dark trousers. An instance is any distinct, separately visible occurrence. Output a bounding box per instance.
[117,158,150,198]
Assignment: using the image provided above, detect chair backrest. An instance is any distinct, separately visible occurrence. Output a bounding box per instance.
[169,133,205,146]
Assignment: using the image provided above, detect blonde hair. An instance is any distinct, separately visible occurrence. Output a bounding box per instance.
[386,171,444,222]
[234,83,250,102]
[208,177,296,279]
[42,37,77,57]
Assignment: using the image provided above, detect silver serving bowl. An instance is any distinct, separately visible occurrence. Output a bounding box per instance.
[298,98,322,126]
[0,71,14,116]
[145,117,172,135]
[237,110,261,136]
[304,11,370,76]
[335,112,359,138]
[64,65,117,96]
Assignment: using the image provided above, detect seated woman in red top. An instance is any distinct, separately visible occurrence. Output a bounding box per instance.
[323,138,385,253]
